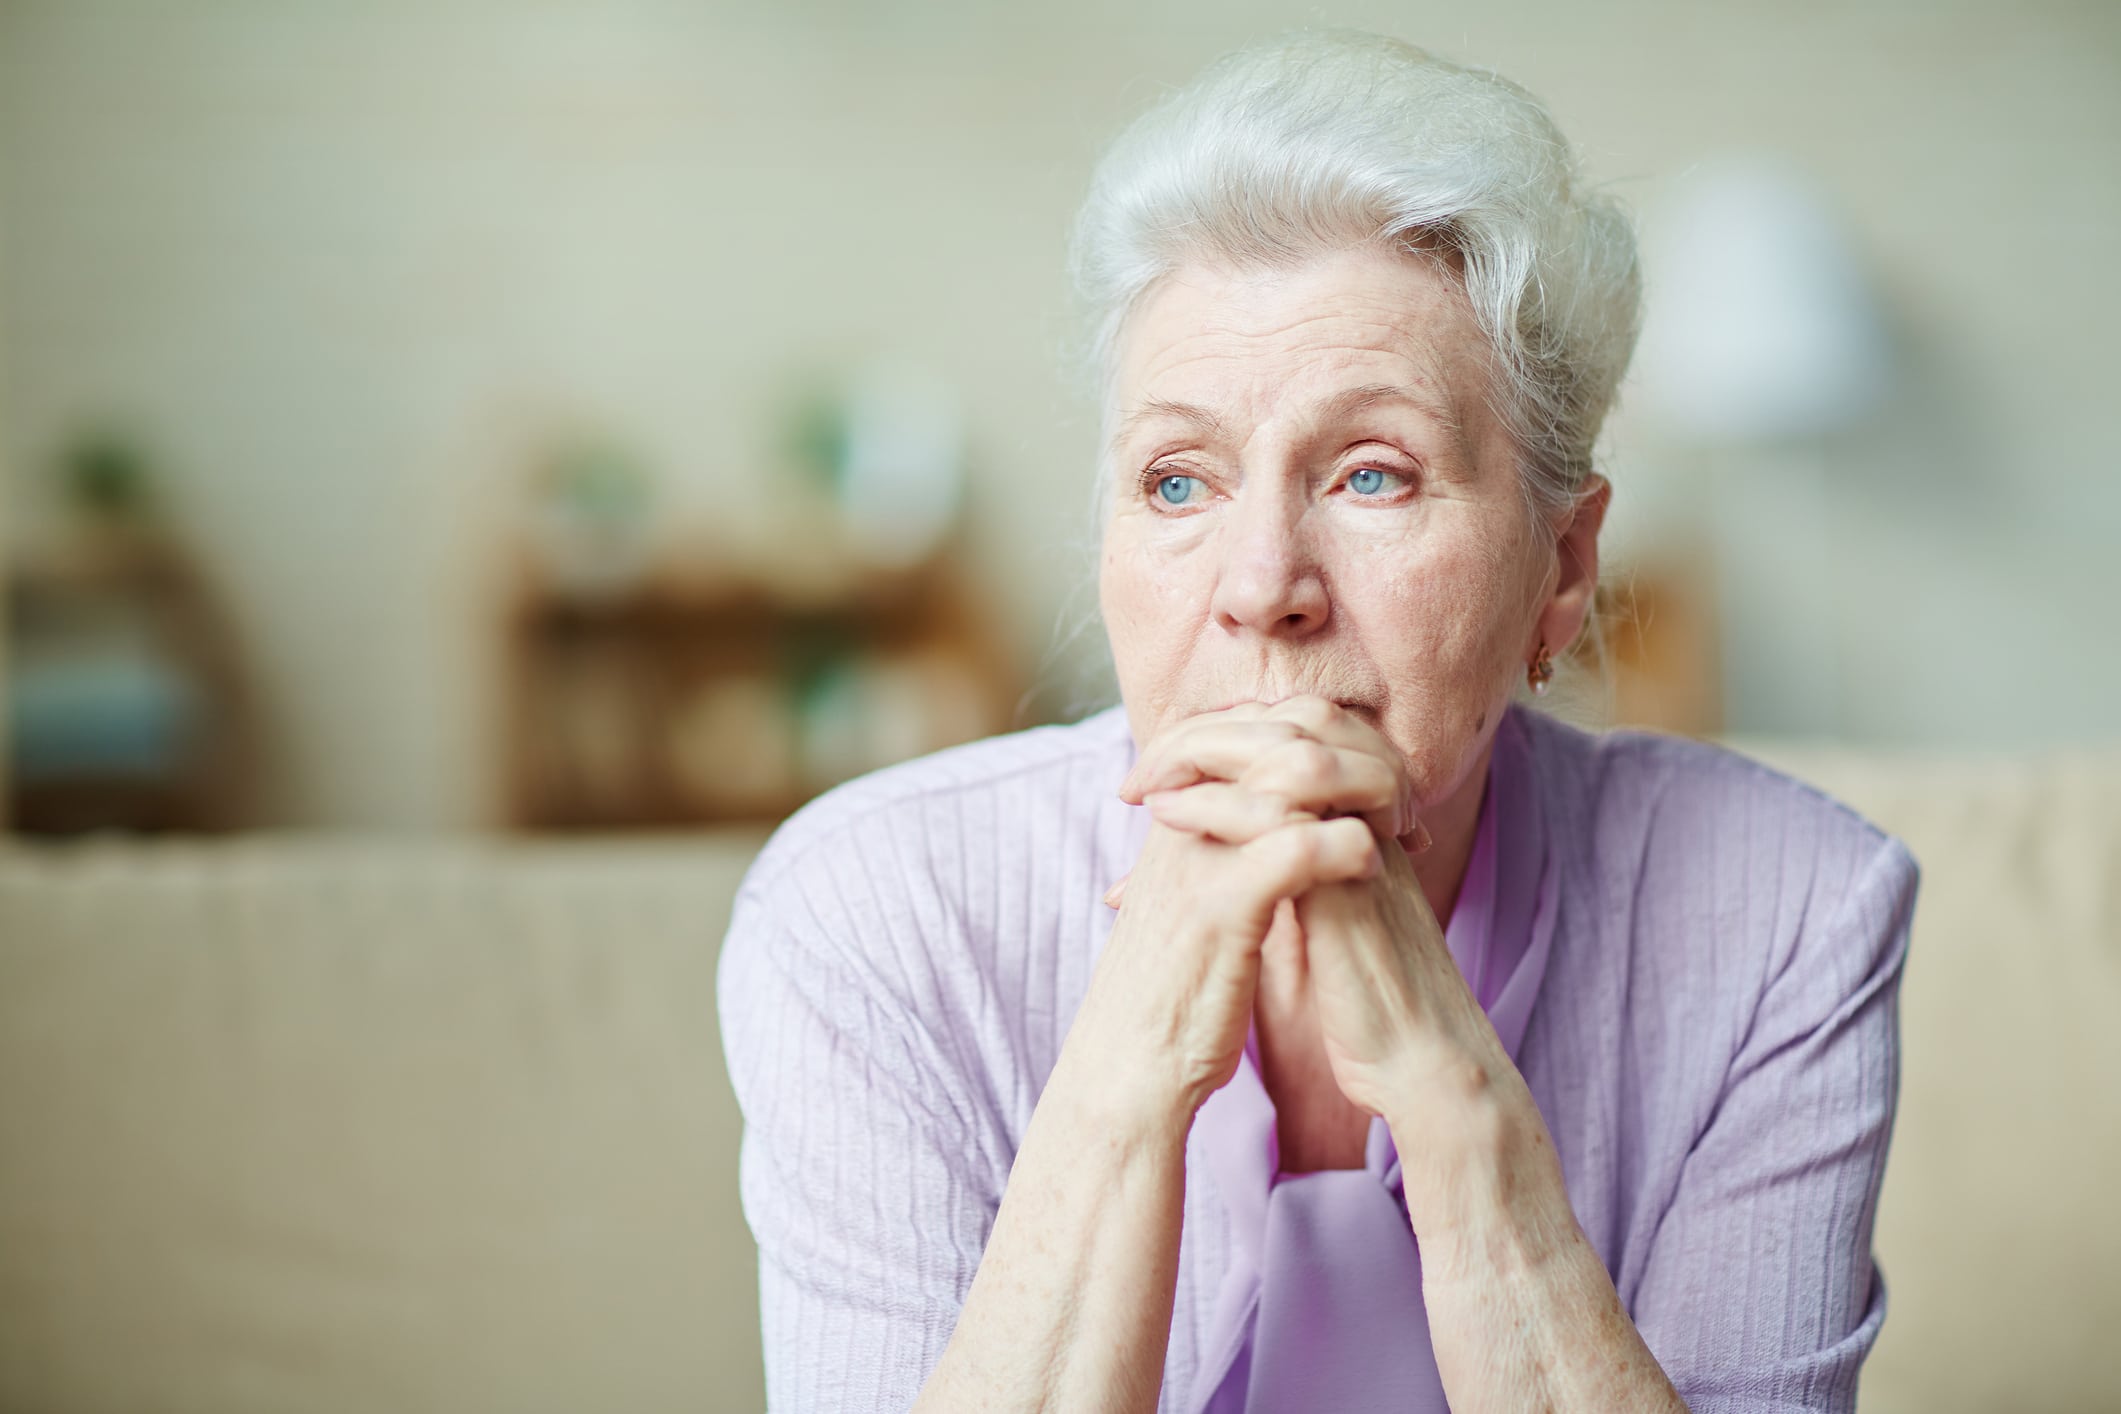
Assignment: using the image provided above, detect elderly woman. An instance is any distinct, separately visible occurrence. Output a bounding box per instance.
[720,31,1918,1414]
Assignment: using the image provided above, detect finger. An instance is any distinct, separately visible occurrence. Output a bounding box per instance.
[1259,693,1361,741]
[1241,738,1409,839]
[1101,872,1130,909]
[1131,723,1412,833]
[1214,818,1381,935]
[1119,696,1382,799]
[1258,694,1405,753]
[1260,700,1417,833]
[1121,717,1305,802]
[1123,701,1421,836]
[1145,783,1317,843]
[1128,719,1342,800]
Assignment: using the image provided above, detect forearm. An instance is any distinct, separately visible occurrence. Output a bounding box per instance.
[914,1042,1191,1414]
[1394,1091,1690,1414]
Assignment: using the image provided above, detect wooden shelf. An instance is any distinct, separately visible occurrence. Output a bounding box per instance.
[499,554,1021,830]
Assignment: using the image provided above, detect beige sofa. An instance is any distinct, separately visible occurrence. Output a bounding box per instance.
[2,739,2117,1413]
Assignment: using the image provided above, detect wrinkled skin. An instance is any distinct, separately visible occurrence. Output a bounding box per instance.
[912,243,1683,1414]
[1094,243,1607,1168]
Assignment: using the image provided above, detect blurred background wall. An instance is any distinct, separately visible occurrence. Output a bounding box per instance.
[4,10,2118,1412]
[2,0,2116,830]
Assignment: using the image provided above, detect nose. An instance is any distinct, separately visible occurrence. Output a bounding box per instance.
[1208,492,1329,638]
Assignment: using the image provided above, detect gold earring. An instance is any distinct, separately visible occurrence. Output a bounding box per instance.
[1528,641,1554,696]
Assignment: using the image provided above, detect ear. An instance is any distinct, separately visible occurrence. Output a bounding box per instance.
[1532,474,1611,657]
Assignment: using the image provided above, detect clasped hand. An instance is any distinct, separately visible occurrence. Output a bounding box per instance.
[1084,697,1514,1136]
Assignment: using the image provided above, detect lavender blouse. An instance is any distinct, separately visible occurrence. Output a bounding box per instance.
[718,702,1920,1412]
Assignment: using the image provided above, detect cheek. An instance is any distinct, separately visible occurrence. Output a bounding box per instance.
[1099,530,1186,676]
[1100,530,1194,744]
[1353,525,1528,786]
[1350,533,1506,666]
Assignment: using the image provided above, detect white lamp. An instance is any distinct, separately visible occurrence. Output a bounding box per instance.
[1636,157,1890,444]
[1634,157,1894,736]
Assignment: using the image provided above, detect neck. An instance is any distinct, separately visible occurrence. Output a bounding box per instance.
[1407,726,1500,931]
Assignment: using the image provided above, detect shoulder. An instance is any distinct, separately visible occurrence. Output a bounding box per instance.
[1509,708,1921,1226]
[1511,704,1919,991]
[717,709,1136,1156]
[1513,702,1913,880]
[737,705,1135,908]
[719,707,1135,1049]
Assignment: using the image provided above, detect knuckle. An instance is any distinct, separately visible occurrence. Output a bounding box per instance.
[1248,823,1311,874]
[1288,827,1326,872]
[1287,739,1336,780]
[1315,818,1371,869]
[1251,789,1294,824]
[1277,694,1337,731]
[1328,816,1372,850]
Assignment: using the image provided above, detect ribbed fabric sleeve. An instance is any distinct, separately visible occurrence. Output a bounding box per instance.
[718,717,1145,1411]
[716,704,1920,1413]
[1629,833,1917,1411]
[719,884,992,1412]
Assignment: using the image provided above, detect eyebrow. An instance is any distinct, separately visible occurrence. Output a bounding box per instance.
[1107,381,1461,453]
[1108,398,1227,451]
[1319,381,1462,436]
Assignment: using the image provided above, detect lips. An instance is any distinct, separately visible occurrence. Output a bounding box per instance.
[1188,694,1383,719]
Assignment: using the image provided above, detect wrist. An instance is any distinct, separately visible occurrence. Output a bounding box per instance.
[1042,1030,1198,1156]
[1385,1080,1577,1285]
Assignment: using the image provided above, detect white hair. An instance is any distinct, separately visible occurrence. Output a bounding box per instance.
[1069,30,1643,526]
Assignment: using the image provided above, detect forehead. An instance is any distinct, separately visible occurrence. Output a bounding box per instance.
[1110,245,1495,434]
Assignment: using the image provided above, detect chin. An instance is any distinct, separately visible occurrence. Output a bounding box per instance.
[1396,716,1502,805]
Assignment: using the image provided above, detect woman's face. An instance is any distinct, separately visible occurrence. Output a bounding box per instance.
[1099,243,1604,830]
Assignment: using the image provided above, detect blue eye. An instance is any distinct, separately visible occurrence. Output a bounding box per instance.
[1156,474,1205,506]
[1347,467,1406,497]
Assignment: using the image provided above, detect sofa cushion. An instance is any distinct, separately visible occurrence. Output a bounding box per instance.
[1,737,2118,1412]
[0,835,767,1413]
